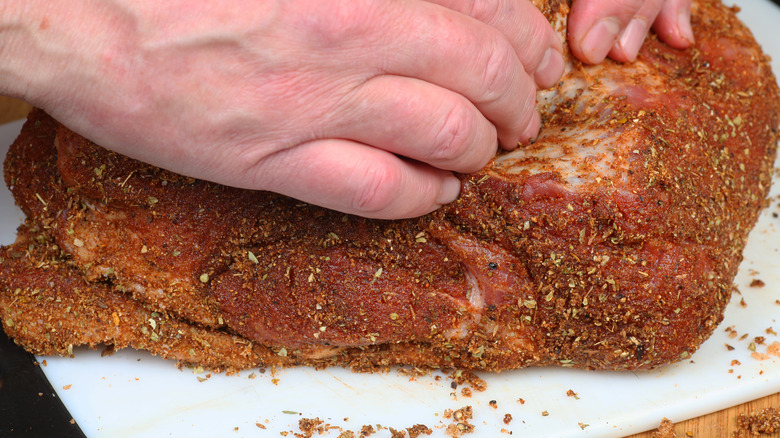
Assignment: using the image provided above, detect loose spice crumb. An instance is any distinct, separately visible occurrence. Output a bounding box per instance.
[651,418,676,438]
[452,406,473,422]
[566,389,580,399]
[449,370,487,392]
[503,414,513,425]
[445,422,475,437]
[750,279,766,288]
[388,428,403,438]
[406,424,432,438]
[297,418,339,438]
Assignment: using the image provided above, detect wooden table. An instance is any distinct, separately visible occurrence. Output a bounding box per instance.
[0,95,777,436]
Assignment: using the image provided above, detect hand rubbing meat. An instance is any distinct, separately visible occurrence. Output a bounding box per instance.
[1,0,779,372]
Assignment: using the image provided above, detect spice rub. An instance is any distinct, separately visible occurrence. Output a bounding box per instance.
[1,0,779,372]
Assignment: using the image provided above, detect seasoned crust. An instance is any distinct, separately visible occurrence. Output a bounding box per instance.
[1,0,779,372]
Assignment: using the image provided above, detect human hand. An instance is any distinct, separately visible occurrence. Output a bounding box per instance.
[0,0,563,219]
[568,0,694,64]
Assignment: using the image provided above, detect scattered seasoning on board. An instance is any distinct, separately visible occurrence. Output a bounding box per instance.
[650,418,676,438]
[734,408,780,437]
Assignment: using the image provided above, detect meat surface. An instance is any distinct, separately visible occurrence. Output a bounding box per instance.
[2,0,779,372]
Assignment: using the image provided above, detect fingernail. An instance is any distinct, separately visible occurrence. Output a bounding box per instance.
[519,111,541,145]
[678,10,694,44]
[535,48,565,89]
[436,175,461,205]
[581,18,621,64]
[617,17,649,61]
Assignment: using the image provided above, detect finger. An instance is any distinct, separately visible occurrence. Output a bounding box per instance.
[369,0,541,149]
[608,0,664,63]
[652,0,694,49]
[568,0,661,64]
[424,0,565,89]
[329,75,499,174]
[249,138,462,219]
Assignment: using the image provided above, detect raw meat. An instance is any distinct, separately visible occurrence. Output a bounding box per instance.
[1,0,778,372]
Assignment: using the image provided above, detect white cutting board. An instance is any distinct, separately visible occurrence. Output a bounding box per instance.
[1,1,779,436]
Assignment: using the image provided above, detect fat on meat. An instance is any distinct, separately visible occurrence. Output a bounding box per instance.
[1,0,779,372]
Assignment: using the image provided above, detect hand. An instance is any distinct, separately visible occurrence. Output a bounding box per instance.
[0,0,563,219]
[568,0,694,64]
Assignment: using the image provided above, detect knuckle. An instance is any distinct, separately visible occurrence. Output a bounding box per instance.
[479,41,516,103]
[430,103,475,163]
[302,2,377,48]
[465,0,501,23]
[350,164,402,214]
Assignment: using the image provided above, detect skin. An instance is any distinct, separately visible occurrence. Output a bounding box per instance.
[568,0,694,64]
[0,0,692,219]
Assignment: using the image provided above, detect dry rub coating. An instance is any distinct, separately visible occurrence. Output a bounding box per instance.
[1,0,779,372]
